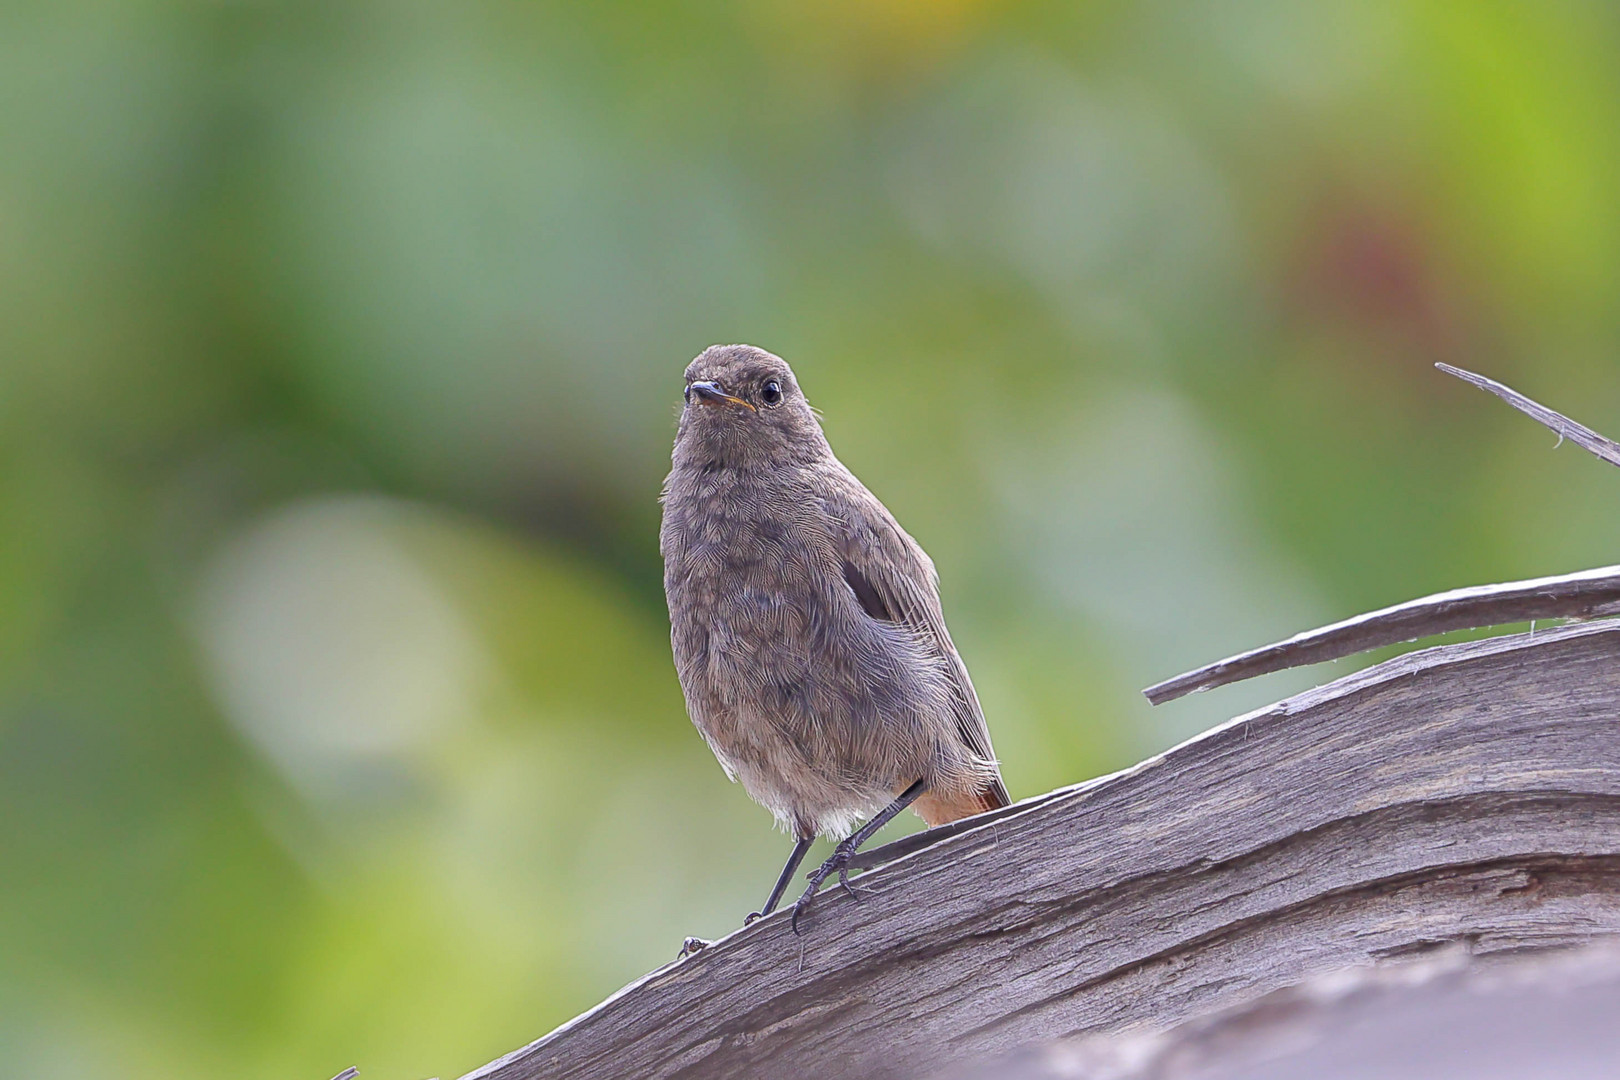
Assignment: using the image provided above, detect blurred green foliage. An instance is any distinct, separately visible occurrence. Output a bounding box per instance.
[2,2,1619,1078]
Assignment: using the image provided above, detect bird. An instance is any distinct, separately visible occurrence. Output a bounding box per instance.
[659,343,1010,931]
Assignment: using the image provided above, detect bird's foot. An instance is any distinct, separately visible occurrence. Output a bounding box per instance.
[743,910,765,926]
[790,837,863,934]
[677,936,711,959]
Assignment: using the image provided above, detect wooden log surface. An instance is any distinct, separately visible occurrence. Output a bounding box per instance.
[460,619,1620,1080]
[968,940,1620,1079]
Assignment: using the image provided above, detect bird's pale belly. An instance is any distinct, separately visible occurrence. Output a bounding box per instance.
[672,577,929,838]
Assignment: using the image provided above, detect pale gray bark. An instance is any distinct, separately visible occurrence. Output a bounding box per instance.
[965,940,1620,1079]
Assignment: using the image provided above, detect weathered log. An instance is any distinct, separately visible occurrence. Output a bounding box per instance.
[460,619,1620,1080]
[966,940,1620,1079]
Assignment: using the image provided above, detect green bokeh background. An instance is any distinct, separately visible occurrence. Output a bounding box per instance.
[3,3,1618,1078]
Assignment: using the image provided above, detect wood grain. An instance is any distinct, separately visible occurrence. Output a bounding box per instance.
[969,940,1620,1079]
[1142,564,1620,704]
[460,620,1620,1080]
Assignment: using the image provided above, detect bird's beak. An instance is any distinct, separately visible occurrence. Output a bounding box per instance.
[688,381,756,412]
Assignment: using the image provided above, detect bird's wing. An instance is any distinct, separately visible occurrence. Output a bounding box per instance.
[822,464,1011,808]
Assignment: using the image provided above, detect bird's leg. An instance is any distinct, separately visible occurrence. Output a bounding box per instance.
[792,779,926,934]
[745,832,814,924]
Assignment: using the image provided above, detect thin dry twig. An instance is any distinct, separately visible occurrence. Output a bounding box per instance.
[1437,362,1620,467]
[1143,565,1620,704]
[1145,366,1620,705]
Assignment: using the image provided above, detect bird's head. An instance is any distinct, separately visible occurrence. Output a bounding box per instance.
[674,344,828,468]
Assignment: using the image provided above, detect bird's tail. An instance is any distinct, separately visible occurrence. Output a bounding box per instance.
[913,781,1009,828]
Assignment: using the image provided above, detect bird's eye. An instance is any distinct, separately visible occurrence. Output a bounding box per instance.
[761,380,783,406]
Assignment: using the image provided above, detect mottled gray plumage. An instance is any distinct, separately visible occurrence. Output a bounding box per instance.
[660,344,1009,922]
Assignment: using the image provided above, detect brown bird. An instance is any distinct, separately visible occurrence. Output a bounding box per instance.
[660,344,1009,930]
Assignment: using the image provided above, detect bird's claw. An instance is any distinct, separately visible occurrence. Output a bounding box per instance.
[790,890,814,935]
[836,862,864,901]
[677,936,711,958]
[790,839,863,934]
